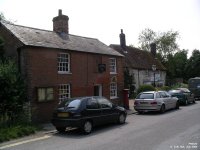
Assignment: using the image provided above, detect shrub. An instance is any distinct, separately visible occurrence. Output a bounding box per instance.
[0,124,38,143]
[156,86,171,91]
[136,84,155,95]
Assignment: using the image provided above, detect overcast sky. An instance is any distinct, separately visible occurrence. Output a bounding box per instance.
[0,0,200,56]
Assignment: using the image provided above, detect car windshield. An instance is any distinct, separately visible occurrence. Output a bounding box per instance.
[168,90,181,94]
[177,88,190,93]
[136,93,154,99]
[58,98,81,109]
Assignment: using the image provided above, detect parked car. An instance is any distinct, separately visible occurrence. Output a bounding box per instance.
[134,91,179,114]
[188,77,200,100]
[51,96,127,134]
[168,88,195,105]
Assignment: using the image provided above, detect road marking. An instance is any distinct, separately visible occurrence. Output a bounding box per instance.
[0,135,51,149]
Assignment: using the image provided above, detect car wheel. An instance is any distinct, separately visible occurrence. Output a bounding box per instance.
[56,127,66,132]
[160,105,165,113]
[193,99,196,103]
[82,121,92,134]
[175,101,179,109]
[118,113,126,124]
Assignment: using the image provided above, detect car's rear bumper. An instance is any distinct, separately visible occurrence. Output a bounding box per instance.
[51,118,83,128]
[134,105,161,112]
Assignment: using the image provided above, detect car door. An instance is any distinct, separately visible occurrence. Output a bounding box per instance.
[84,97,102,126]
[159,92,170,110]
[97,97,117,124]
[165,91,176,109]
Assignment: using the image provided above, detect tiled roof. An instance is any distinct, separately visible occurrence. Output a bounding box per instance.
[0,21,123,57]
[110,44,166,71]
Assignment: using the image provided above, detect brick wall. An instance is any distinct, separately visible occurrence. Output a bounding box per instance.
[23,47,124,122]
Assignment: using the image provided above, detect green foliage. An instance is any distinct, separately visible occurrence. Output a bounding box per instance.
[138,28,156,51]
[185,49,200,80]
[0,124,38,142]
[0,12,5,21]
[165,49,188,81]
[124,68,136,98]
[138,28,179,62]
[156,86,171,91]
[171,83,188,89]
[136,85,155,94]
[0,36,5,61]
[0,59,26,126]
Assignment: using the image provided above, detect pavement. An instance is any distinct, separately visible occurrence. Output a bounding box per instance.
[42,99,136,133]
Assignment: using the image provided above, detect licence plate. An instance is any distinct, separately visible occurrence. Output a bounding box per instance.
[57,112,69,117]
[140,102,148,104]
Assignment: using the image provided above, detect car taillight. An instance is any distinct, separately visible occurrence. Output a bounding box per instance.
[134,101,139,105]
[150,101,157,105]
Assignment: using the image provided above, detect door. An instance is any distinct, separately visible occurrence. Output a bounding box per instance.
[97,97,118,123]
[94,84,102,96]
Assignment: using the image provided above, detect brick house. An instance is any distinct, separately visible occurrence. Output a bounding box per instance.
[0,10,124,122]
[110,30,166,90]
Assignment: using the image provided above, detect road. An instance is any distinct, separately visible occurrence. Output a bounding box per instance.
[0,102,199,150]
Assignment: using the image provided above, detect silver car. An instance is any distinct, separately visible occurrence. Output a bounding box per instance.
[134,91,179,113]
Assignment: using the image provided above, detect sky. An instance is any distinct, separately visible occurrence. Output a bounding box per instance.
[0,0,200,56]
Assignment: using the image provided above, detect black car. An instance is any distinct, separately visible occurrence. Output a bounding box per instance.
[168,88,195,105]
[51,96,127,134]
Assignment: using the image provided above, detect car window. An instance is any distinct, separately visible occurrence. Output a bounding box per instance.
[136,93,154,99]
[97,97,112,108]
[156,93,161,98]
[159,92,166,98]
[160,92,170,98]
[86,98,100,109]
[59,98,81,109]
[165,92,171,97]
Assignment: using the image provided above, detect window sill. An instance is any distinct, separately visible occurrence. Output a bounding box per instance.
[110,96,118,100]
[110,72,117,75]
[58,71,72,75]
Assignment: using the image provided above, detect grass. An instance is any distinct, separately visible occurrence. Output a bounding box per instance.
[0,124,40,143]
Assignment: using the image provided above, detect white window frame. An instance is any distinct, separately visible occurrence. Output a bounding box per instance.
[109,58,117,74]
[110,82,118,99]
[59,84,71,101]
[58,53,70,74]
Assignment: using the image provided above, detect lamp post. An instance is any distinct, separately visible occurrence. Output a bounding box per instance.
[152,64,156,87]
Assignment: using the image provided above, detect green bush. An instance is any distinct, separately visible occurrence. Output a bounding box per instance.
[136,84,155,95]
[156,86,171,91]
[0,124,38,143]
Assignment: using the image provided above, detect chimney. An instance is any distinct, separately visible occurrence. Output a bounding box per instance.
[119,29,126,49]
[150,43,156,58]
[53,9,69,34]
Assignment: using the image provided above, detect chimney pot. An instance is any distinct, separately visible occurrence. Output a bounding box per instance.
[53,9,69,34]
[119,29,126,49]
[59,9,62,16]
[150,43,156,58]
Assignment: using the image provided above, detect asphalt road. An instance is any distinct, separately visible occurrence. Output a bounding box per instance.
[0,102,199,150]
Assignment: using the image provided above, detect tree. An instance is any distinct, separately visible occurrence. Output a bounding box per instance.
[138,28,179,62]
[173,50,188,79]
[138,28,156,51]
[156,31,179,62]
[124,68,135,98]
[0,36,5,62]
[185,49,200,80]
[0,12,5,20]
[0,60,26,125]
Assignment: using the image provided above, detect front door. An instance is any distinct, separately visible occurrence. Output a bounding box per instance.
[94,85,102,96]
